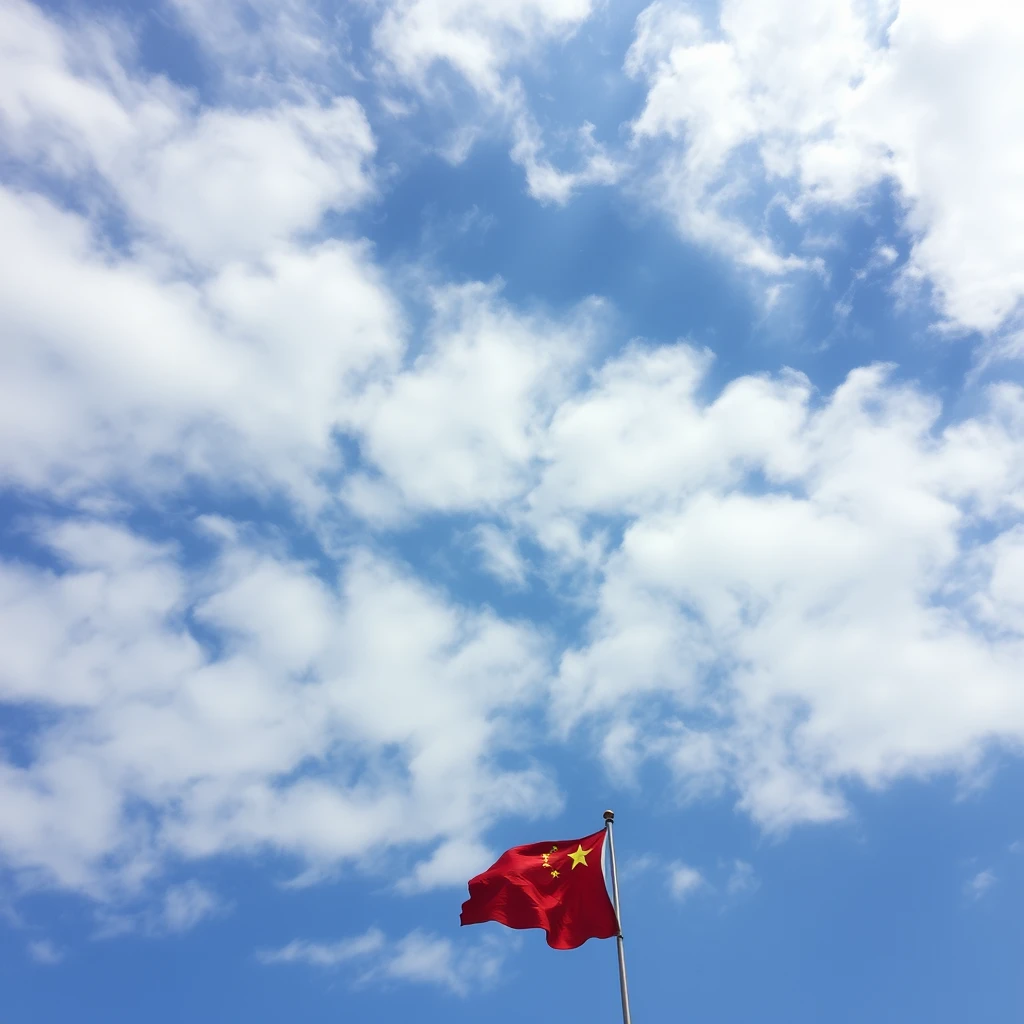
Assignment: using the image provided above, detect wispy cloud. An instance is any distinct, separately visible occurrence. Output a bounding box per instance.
[258,928,387,967]
[473,524,528,588]
[668,862,706,901]
[965,869,997,901]
[92,882,225,939]
[726,860,759,897]
[27,940,63,965]
[258,928,506,996]
[161,882,223,934]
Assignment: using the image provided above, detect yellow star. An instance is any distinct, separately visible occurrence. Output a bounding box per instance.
[568,844,593,869]
[551,870,559,878]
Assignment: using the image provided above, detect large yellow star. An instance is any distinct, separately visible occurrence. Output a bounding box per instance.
[568,844,593,869]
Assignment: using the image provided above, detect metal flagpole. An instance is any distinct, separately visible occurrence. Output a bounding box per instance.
[603,809,633,1024]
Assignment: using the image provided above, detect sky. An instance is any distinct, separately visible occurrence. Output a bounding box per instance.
[1,0,1024,1021]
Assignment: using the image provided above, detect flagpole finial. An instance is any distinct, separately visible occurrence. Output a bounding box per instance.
[603,809,615,822]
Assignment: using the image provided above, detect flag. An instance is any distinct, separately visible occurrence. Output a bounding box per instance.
[460,828,619,949]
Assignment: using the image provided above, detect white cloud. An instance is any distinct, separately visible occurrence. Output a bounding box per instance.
[509,108,622,206]
[168,0,337,81]
[0,185,401,505]
[668,862,705,901]
[258,928,387,967]
[473,525,528,589]
[965,868,996,900]
[378,930,505,995]
[0,1,376,266]
[626,0,1024,334]
[372,0,594,99]
[259,927,505,995]
[348,283,600,514]
[27,939,64,965]
[119,99,375,266]
[0,519,559,897]
[971,526,1024,633]
[620,853,658,879]
[726,860,758,896]
[396,837,495,894]
[0,2,396,508]
[161,882,222,934]
[372,0,616,204]
[3,0,1024,933]
[546,348,1024,830]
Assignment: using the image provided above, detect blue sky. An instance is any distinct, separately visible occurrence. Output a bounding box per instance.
[2,1,1024,1021]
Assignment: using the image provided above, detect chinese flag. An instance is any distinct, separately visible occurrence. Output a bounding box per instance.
[460,828,619,949]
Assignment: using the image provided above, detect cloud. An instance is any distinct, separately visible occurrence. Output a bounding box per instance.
[161,882,222,934]
[726,860,759,896]
[508,108,623,206]
[372,0,617,204]
[258,928,387,967]
[347,282,601,515]
[0,519,558,897]
[168,0,338,83]
[3,0,1024,939]
[668,862,705,901]
[397,838,496,894]
[626,0,1024,335]
[259,927,505,995]
[620,853,659,880]
[965,868,996,900]
[0,1,376,266]
[27,939,64,965]
[0,2,396,508]
[667,858,755,901]
[547,350,1024,829]
[372,0,595,99]
[473,525,529,589]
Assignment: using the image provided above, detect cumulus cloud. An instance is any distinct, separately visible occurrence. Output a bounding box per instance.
[626,0,1024,334]
[0,186,401,505]
[0,1,396,508]
[0,1,375,265]
[347,283,601,515]
[3,0,1024,946]
[0,519,558,897]
[547,349,1024,829]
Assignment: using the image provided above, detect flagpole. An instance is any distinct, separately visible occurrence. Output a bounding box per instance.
[603,810,633,1024]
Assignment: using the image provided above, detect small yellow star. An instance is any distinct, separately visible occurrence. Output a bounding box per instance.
[568,844,593,869]
[551,870,559,878]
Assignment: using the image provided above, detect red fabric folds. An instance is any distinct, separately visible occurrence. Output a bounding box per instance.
[460,828,619,949]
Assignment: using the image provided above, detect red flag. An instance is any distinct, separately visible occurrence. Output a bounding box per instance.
[460,828,619,949]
